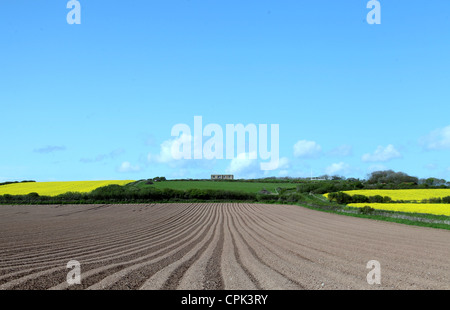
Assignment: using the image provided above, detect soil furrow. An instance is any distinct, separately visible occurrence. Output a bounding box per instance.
[0,203,448,290]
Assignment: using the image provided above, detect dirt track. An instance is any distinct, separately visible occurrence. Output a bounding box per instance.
[0,203,448,290]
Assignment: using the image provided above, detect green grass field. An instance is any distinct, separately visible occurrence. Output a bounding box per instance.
[129,180,297,194]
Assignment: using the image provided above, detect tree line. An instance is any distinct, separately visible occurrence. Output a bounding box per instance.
[0,185,258,204]
[0,180,36,186]
[0,170,448,205]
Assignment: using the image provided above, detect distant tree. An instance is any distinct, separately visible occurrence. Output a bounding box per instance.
[352,195,370,203]
[327,192,353,204]
[153,176,167,182]
[369,195,384,203]
[354,180,364,189]
[422,178,441,186]
[367,170,418,185]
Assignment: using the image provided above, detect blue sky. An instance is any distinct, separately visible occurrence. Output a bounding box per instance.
[1,1,449,181]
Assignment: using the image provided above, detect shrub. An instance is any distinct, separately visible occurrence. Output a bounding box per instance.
[256,194,278,202]
[369,195,384,203]
[359,206,375,214]
[383,196,392,203]
[429,197,442,203]
[327,192,353,204]
[352,194,370,203]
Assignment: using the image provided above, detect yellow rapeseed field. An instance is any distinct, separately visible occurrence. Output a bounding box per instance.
[324,189,450,216]
[348,203,450,216]
[329,189,450,202]
[0,181,134,197]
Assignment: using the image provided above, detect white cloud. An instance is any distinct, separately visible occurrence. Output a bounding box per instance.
[148,134,193,164]
[117,161,142,173]
[226,152,259,175]
[420,125,450,150]
[225,154,290,179]
[147,135,216,174]
[325,162,351,176]
[81,148,125,163]
[293,140,322,158]
[362,144,402,163]
[328,144,353,157]
[262,157,290,176]
[367,164,388,173]
[34,145,66,154]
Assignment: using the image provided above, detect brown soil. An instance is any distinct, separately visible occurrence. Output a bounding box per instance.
[0,203,448,290]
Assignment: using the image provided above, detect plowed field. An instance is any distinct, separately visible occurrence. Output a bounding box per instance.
[0,203,448,290]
